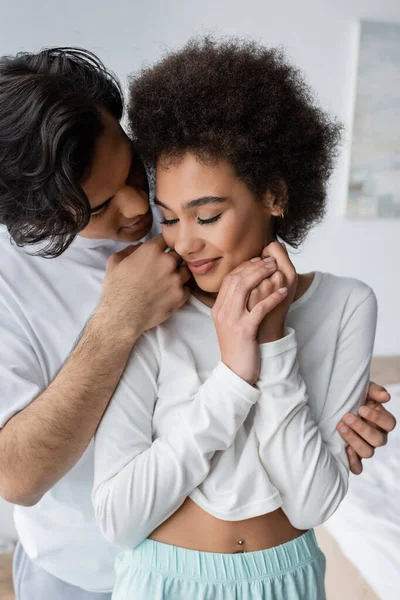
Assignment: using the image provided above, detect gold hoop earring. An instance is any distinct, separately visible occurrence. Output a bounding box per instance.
[281,208,285,219]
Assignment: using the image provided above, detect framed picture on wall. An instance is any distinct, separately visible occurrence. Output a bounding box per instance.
[347,20,400,218]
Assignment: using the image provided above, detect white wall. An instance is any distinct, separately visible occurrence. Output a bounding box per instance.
[1,0,399,354]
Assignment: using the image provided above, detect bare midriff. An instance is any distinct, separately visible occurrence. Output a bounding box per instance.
[149,497,305,553]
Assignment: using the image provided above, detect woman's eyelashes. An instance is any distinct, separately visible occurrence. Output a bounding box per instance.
[198,214,222,225]
[91,202,111,220]
[160,214,222,227]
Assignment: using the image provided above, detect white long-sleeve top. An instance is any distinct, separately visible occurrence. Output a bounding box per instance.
[92,272,377,549]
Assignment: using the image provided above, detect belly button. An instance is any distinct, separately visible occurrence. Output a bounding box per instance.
[235,539,245,552]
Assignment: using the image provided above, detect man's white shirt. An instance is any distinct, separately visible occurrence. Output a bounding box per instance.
[0,220,158,592]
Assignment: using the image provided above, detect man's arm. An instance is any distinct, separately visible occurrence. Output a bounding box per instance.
[0,236,189,506]
[337,382,396,475]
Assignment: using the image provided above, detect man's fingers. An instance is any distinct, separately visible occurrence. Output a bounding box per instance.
[337,421,375,458]
[148,233,168,251]
[166,249,184,266]
[178,265,191,284]
[107,243,142,269]
[367,381,391,403]
[346,447,363,475]
[358,404,396,433]
[117,244,142,258]
[343,412,388,447]
[177,286,190,309]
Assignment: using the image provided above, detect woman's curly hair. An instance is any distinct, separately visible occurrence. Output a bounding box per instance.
[128,37,342,246]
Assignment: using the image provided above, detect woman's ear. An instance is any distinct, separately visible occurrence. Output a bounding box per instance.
[262,180,288,217]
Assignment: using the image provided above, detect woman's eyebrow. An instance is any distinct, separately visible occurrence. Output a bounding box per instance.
[154,196,227,211]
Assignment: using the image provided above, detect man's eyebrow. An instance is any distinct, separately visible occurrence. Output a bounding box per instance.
[90,197,114,213]
[154,196,227,211]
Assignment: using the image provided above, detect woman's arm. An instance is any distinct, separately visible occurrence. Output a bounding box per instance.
[92,259,283,549]
[92,333,259,549]
[254,290,377,529]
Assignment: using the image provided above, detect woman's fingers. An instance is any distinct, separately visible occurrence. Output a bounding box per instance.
[247,265,283,311]
[215,260,277,317]
[262,241,296,286]
[213,258,263,311]
[248,287,288,329]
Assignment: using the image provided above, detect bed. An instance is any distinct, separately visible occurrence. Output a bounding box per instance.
[317,357,400,600]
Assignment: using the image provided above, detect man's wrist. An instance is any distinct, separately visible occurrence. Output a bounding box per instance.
[91,302,142,346]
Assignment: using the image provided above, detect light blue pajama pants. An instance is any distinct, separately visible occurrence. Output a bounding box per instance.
[113,529,326,599]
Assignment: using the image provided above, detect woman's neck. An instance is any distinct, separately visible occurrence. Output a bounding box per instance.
[190,273,315,309]
[189,280,217,308]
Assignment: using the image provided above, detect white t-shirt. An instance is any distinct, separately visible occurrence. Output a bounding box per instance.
[0,224,157,592]
[92,273,377,550]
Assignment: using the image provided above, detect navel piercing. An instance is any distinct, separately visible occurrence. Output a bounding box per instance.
[237,539,244,546]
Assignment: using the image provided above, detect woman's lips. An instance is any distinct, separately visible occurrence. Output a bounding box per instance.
[186,258,221,275]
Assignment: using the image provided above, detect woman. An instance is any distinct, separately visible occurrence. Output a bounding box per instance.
[92,38,377,599]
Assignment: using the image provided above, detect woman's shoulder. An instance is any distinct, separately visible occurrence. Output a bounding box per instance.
[312,273,377,327]
[319,272,375,304]
[294,271,376,317]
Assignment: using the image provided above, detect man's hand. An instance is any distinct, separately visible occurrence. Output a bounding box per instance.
[100,235,190,337]
[337,382,396,475]
[0,235,191,506]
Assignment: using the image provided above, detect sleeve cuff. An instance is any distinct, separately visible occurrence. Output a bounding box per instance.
[259,328,297,358]
[213,361,260,404]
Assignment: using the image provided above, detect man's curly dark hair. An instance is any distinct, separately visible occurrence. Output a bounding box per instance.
[128,37,342,247]
[0,47,123,257]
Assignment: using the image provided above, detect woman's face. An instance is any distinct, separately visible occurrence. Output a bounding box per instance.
[155,153,280,293]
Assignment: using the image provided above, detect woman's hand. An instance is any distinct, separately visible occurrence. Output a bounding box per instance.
[248,242,297,344]
[212,258,288,385]
[337,382,396,474]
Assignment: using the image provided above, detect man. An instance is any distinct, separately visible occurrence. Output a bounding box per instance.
[0,47,395,599]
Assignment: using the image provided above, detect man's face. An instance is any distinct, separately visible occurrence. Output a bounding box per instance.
[80,111,152,242]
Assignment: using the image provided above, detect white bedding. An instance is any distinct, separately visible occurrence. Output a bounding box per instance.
[325,384,400,600]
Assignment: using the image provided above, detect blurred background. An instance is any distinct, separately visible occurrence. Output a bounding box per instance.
[1,0,399,354]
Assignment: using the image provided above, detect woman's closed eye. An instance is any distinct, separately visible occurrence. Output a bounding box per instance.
[91,202,111,220]
[161,214,222,227]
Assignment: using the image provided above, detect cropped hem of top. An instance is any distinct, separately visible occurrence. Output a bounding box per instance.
[189,489,282,521]
[93,271,377,549]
